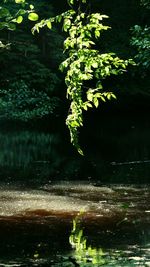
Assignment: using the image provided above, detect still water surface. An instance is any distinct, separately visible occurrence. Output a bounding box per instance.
[0,119,150,266]
[0,182,149,266]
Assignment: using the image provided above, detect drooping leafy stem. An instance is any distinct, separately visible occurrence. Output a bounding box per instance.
[32,0,134,155]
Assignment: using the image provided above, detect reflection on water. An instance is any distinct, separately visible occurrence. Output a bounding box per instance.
[0,131,59,167]
[0,130,65,184]
[0,121,150,183]
[1,117,150,183]
[0,182,149,266]
[0,118,150,265]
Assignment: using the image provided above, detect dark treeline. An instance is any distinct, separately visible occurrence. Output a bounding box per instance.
[0,0,150,184]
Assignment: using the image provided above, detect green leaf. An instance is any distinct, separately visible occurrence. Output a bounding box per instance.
[96,82,103,89]
[92,62,98,68]
[28,13,39,22]
[78,148,84,156]
[47,21,52,29]
[83,105,88,111]
[56,15,62,23]
[95,30,100,38]
[87,93,93,101]
[30,5,34,10]
[93,98,99,108]
[15,0,25,3]
[17,9,26,16]
[87,102,93,108]
[63,19,71,32]
[111,93,117,99]
[16,16,23,24]
[107,93,112,100]
[100,95,106,102]
[7,23,16,31]
[105,66,110,74]
[68,0,74,4]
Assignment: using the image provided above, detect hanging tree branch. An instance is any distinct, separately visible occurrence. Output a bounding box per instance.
[32,0,135,155]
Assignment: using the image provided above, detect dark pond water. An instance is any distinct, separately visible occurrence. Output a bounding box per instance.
[0,116,150,266]
[0,182,149,266]
[1,113,150,184]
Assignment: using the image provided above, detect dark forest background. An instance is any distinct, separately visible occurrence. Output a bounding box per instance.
[0,0,150,185]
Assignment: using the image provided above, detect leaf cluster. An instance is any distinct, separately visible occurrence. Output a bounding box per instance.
[0,80,60,120]
[0,1,38,32]
[32,0,134,154]
[131,25,150,73]
[140,0,150,8]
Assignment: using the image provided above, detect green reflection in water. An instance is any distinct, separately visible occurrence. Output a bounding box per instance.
[69,212,149,267]
[0,131,61,167]
[69,212,105,266]
[0,130,65,183]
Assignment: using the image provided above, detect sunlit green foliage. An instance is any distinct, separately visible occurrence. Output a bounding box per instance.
[0,0,39,48]
[33,0,134,155]
[0,0,38,51]
[0,0,38,33]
